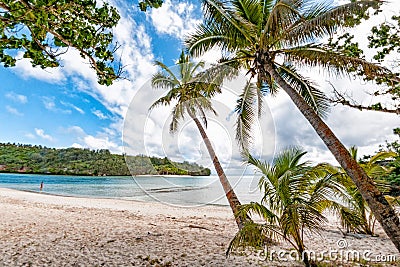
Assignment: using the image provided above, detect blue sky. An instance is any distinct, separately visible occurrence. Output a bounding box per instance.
[0,0,399,173]
[0,0,201,149]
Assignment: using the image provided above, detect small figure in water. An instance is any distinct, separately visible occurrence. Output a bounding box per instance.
[40,181,44,191]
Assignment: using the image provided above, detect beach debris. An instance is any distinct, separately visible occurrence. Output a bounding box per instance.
[147,231,162,237]
[188,224,211,231]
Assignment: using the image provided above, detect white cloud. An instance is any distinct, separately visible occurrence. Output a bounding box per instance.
[67,126,86,136]
[41,96,72,114]
[148,0,202,38]
[66,125,122,153]
[5,92,27,104]
[71,143,84,149]
[92,109,108,120]
[34,128,54,141]
[6,105,23,116]
[42,96,56,111]
[60,101,85,114]
[13,52,66,83]
[83,135,120,151]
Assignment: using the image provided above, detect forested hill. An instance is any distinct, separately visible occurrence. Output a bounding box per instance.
[0,143,211,176]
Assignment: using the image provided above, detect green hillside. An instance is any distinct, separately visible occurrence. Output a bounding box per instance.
[0,143,211,176]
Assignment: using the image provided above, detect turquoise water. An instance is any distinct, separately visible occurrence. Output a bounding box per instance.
[0,173,262,207]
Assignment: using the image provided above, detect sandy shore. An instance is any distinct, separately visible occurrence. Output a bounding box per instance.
[0,188,398,266]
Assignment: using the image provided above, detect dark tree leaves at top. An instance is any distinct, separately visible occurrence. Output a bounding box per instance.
[0,0,121,85]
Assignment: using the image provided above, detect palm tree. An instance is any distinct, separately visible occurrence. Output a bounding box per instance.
[150,51,245,228]
[186,0,400,250]
[227,147,349,267]
[337,148,397,235]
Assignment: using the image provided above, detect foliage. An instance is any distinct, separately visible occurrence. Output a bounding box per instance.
[228,148,349,267]
[335,147,397,235]
[379,129,400,189]
[326,15,400,114]
[0,0,122,85]
[138,0,163,12]
[0,143,211,176]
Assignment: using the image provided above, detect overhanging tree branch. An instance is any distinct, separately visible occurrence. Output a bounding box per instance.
[324,82,400,115]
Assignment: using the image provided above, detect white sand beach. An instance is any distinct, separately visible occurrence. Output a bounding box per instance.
[0,188,398,266]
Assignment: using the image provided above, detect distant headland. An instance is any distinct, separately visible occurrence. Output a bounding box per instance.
[0,143,211,176]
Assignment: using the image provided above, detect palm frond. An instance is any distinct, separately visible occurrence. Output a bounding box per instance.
[330,201,365,233]
[284,1,381,47]
[235,81,262,151]
[190,97,218,128]
[277,63,330,117]
[169,102,185,133]
[369,151,397,165]
[282,45,391,80]
[187,0,253,56]
[204,0,254,42]
[238,201,278,222]
[151,72,178,90]
[149,87,180,110]
[154,60,180,84]
[263,0,302,46]
[227,221,283,256]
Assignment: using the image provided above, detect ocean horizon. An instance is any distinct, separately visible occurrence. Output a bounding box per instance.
[0,173,262,207]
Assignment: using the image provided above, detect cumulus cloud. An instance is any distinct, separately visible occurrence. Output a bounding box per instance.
[6,106,23,116]
[12,52,65,83]
[66,126,122,153]
[148,0,202,38]
[5,92,28,104]
[34,128,54,141]
[71,143,84,149]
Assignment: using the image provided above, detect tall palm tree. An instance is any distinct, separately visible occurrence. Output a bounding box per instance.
[186,0,400,250]
[150,51,245,228]
[228,147,349,267]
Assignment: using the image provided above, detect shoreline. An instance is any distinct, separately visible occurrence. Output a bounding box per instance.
[0,187,399,266]
[0,185,230,209]
[0,172,211,177]
[0,187,232,218]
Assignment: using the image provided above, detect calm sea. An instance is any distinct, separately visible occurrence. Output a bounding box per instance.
[0,173,263,207]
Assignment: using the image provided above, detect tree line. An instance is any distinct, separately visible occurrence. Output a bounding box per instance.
[0,143,211,176]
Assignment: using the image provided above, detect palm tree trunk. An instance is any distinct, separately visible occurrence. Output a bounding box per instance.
[186,108,245,229]
[298,247,311,267]
[263,61,400,251]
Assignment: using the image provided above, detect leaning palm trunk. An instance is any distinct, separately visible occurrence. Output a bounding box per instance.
[263,61,400,251]
[186,107,245,229]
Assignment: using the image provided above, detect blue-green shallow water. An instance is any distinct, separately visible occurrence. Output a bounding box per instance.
[0,173,262,207]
